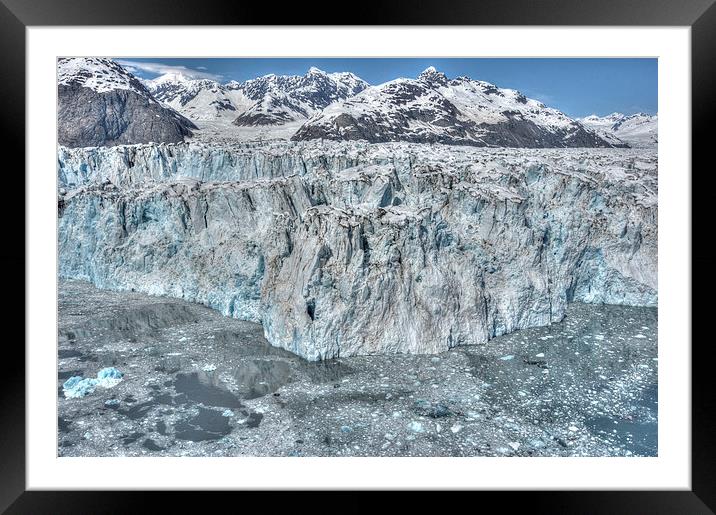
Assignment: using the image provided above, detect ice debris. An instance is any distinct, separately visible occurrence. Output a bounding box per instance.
[96,367,124,388]
[63,367,124,398]
[408,421,425,433]
[63,376,99,398]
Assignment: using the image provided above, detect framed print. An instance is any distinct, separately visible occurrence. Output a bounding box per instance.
[3,0,715,512]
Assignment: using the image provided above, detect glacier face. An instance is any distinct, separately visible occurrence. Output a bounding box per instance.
[58,141,657,360]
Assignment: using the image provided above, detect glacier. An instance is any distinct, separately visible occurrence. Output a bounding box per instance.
[58,141,657,360]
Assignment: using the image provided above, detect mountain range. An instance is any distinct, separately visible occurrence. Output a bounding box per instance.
[579,112,658,148]
[57,58,656,149]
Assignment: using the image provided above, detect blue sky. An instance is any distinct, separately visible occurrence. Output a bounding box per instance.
[117,58,657,118]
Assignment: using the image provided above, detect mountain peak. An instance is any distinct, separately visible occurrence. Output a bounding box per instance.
[418,66,448,86]
[151,72,193,85]
[307,66,327,75]
[58,58,148,95]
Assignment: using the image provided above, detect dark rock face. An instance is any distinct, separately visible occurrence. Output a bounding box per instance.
[293,111,612,148]
[58,83,197,148]
[476,115,615,148]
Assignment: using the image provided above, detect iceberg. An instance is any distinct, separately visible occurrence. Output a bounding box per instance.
[63,376,99,398]
[96,367,124,388]
[62,368,124,398]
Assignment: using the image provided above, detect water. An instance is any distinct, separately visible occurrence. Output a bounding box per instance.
[171,372,243,408]
[58,280,657,457]
[585,383,657,456]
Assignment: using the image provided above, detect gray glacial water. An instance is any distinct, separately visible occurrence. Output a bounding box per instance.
[58,280,656,457]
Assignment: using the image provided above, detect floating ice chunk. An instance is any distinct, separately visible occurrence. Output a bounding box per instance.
[96,367,124,388]
[97,367,123,380]
[62,376,83,390]
[499,355,515,361]
[634,334,647,339]
[222,409,234,417]
[508,442,520,451]
[202,364,217,372]
[408,421,424,433]
[63,376,99,398]
[568,425,579,432]
[64,368,124,398]
[450,424,463,434]
[535,353,545,358]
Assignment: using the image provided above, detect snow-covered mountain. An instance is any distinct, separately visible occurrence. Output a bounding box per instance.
[58,58,196,148]
[144,73,253,122]
[579,113,657,148]
[58,59,652,151]
[292,67,620,148]
[232,67,369,126]
[143,67,369,127]
[58,57,150,94]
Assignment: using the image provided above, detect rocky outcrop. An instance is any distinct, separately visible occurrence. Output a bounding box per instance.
[58,141,657,360]
[58,83,197,148]
[57,58,197,148]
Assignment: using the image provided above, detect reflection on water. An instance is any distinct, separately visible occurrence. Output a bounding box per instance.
[171,372,243,408]
[234,360,293,399]
[58,279,658,457]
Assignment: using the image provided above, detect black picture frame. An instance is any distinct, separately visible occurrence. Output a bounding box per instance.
[2,0,713,512]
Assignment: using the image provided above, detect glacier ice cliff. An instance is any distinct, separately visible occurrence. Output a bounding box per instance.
[58,141,657,360]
